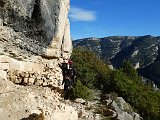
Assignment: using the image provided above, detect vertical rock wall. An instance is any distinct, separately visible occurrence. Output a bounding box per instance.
[0,0,72,58]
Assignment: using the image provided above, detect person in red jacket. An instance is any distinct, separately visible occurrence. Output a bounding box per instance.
[68,59,73,66]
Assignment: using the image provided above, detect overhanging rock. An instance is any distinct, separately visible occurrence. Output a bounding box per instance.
[0,0,72,59]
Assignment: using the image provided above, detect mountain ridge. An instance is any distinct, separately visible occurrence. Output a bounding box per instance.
[73,35,160,85]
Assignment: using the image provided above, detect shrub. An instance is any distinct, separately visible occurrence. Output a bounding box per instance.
[71,48,112,89]
[68,80,91,100]
[108,69,160,120]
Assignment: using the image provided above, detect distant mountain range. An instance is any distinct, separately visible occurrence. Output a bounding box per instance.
[73,35,160,86]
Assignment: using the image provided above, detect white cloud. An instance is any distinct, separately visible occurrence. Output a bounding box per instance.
[69,7,97,22]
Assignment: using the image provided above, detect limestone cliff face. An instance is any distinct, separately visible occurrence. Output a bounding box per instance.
[0,0,72,59]
[0,0,72,94]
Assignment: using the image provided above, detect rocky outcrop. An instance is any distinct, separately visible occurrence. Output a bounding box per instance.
[0,0,72,59]
[100,94,143,120]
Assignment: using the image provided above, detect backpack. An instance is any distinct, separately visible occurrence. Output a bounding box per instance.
[64,76,71,86]
[69,68,74,77]
[62,63,68,69]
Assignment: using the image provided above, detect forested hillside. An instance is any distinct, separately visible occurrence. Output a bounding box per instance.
[71,48,160,120]
[73,35,160,85]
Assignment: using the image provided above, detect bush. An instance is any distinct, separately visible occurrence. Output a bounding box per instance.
[71,48,112,89]
[68,80,91,100]
[108,69,160,120]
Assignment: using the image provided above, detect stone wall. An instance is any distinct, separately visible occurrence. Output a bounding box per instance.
[0,55,63,89]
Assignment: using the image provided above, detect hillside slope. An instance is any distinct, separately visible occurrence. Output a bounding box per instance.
[71,48,160,120]
[139,47,160,86]
[73,35,160,85]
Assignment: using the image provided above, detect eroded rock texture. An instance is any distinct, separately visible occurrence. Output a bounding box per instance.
[0,0,72,59]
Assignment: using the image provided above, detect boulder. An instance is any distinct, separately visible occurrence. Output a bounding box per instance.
[118,112,133,120]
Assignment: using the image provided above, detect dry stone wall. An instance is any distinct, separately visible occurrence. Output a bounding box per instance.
[7,64,63,88]
[0,55,64,89]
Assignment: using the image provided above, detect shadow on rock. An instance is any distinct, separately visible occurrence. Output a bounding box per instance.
[20,112,44,120]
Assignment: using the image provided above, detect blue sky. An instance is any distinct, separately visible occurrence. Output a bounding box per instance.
[69,0,160,40]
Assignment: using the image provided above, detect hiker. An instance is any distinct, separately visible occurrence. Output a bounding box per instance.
[61,58,77,90]
[68,67,77,85]
[68,59,77,85]
[59,59,69,77]
[60,58,78,99]
[62,74,71,92]
[62,74,72,99]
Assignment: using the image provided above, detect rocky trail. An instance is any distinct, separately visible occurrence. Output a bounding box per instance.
[0,76,105,120]
[0,78,77,120]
